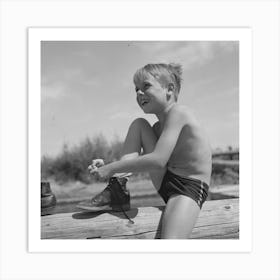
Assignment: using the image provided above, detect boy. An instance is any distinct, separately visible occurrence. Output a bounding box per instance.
[78,63,212,239]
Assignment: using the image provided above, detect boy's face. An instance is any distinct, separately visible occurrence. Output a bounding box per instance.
[134,73,169,114]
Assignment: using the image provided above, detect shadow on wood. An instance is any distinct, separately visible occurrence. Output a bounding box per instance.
[41,198,239,239]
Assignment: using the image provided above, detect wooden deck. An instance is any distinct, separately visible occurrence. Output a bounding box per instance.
[41,198,239,239]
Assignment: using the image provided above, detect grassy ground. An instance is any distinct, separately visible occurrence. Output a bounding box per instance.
[46,178,164,214]
[50,178,157,202]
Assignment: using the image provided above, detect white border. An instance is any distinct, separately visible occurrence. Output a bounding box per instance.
[28,27,252,253]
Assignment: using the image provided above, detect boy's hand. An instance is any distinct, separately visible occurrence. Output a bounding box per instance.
[88,159,105,173]
[90,165,112,180]
[88,159,112,180]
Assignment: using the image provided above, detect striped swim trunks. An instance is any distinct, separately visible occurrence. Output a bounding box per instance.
[158,169,209,209]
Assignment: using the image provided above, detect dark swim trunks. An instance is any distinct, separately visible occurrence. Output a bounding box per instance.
[158,169,209,209]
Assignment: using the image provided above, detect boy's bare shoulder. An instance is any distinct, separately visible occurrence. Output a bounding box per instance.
[170,104,196,123]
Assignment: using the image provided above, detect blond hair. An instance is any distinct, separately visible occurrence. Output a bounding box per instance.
[133,63,183,100]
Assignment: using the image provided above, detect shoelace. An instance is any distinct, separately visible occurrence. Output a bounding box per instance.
[108,183,134,224]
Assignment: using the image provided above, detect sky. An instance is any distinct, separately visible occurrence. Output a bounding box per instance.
[41,41,239,157]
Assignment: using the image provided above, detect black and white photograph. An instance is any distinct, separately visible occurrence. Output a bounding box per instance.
[1,1,279,279]
[27,27,252,253]
[40,39,239,240]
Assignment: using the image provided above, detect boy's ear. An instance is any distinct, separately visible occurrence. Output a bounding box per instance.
[166,87,172,100]
[168,83,175,92]
[166,83,174,100]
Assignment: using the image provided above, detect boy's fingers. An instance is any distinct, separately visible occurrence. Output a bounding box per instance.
[88,165,98,173]
[89,159,104,176]
[92,159,104,167]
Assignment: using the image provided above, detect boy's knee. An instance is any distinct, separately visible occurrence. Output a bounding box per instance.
[130,118,151,130]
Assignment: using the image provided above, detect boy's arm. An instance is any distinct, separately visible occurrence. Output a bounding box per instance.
[150,106,187,167]
[103,107,186,176]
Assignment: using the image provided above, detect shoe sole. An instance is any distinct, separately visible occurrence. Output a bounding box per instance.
[76,205,112,212]
[76,204,130,212]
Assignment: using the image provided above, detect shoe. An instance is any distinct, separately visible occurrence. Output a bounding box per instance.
[41,182,56,215]
[77,176,130,212]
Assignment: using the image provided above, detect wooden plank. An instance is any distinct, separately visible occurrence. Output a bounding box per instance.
[42,198,239,239]
[212,159,239,166]
[212,151,239,157]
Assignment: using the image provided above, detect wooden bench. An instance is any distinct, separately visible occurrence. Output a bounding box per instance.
[41,198,239,239]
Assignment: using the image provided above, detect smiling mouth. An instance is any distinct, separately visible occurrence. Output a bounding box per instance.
[141,100,149,106]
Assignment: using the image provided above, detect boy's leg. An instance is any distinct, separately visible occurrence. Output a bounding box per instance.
[160,195,200,239]
[122,119,199,238]
[78,118,165,211]
[121,118,166,190]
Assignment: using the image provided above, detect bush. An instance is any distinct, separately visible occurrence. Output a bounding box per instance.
[211,164,239,186]
[41,134,124,184]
